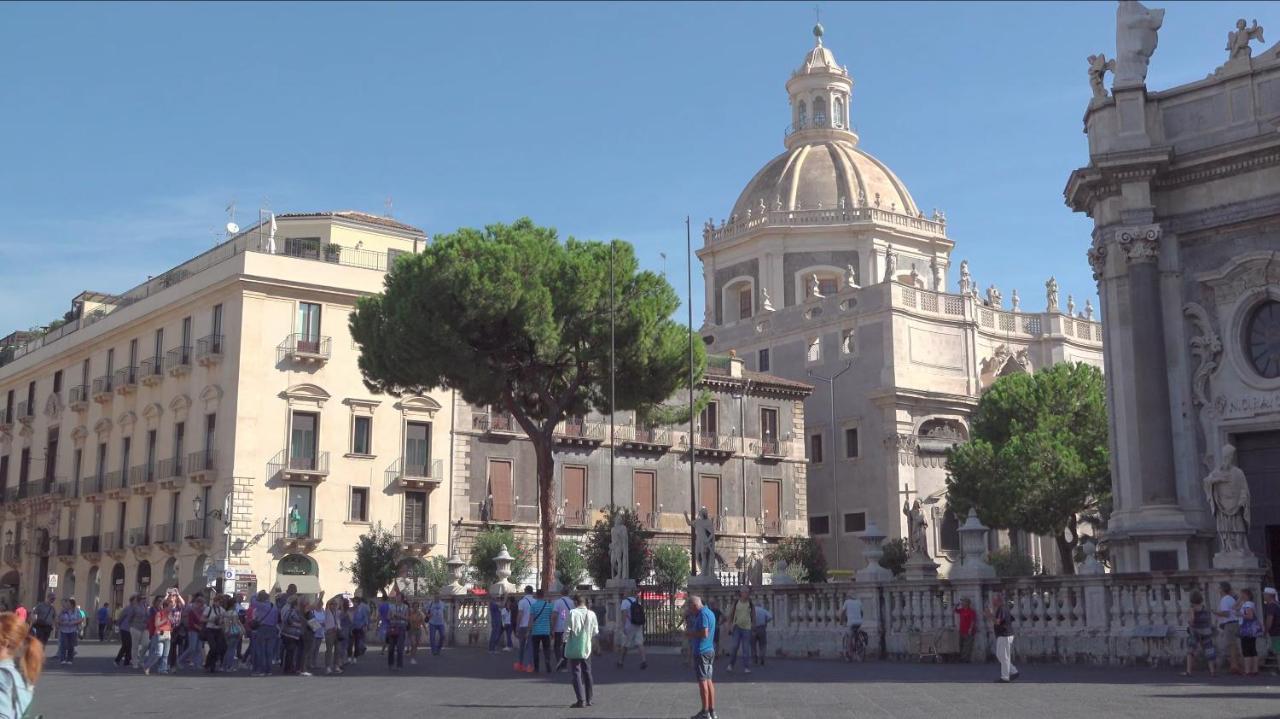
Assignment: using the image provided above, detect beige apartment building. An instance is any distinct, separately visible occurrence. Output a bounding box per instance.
[0,211,453,609]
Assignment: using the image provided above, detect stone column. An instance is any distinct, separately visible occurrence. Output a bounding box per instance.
[1117,224,1178,506]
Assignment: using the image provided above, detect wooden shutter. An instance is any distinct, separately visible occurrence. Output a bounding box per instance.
[489,459,514,522]
[762,479,781,533]
[633,470,655,524]
[699,474,720,518]
[564,466,586,523]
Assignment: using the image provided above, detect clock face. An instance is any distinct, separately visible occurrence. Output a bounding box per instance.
[1246,300,1280,379]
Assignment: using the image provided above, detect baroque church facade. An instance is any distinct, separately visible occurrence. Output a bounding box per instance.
[701,25,1105,575]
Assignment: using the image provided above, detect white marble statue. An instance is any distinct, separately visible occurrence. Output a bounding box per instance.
[1087,53,1115,99]
[761,287,775,312]
[909,264,921,289]
[609,514,629,580]
[1011,289,1021,313]
[810,273,823,299]
[685,507,718,577]
[986,284,1002,309]
[1203,443,1251,555]
[1067,294,1076,316]
[958,260,972,295]
[845,264,858,289]
[1227,19,1265,60]
[1084,299,1095,320]
[1115,1,1165,87]
[757,197,767,216]
[903,499,930,559]
[883,243,898,283]
[1046,277,1060,312]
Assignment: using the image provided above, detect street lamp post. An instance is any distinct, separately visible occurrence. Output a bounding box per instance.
[193,493,232,593]
[808,361,852,571]
[731,379,752,582]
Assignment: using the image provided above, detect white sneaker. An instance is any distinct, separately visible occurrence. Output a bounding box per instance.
[744,667,752,674]
[299,671,312,677]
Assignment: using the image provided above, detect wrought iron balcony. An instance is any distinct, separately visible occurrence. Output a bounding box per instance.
[187,450,216,484]
[619,424,672,451]
[139,357,164,386]
[278,333,331,363]
[758,438,790,459]
[183,519,213,550]
[398,524,437,550]
[102,531,125,554]
[271,449,329,482]
[79,535,101,557]
[384,457,443,491]
[0,407,10,432]
[472,411,519,435]
[690,432,735,459]
[104,470,128,498]
[154,522,180,550]
[91,375,113,402]
[554,419,604,446]
[165,345,193,376]
[54,538,75,560]
[15,401,33,425]
[158,456,186,489]
[127,526,150,548]
[196,334,225,366]
[113,366,138,394]
[272,518,323,551]
[67,385,89,412]
[128,464,157,493]
[83,472,107,501]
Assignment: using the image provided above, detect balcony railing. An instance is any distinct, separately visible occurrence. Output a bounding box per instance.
[139,357,164,385]
[158,456,185,488]
[273,518,324,547]
[2,544,21,566]
[79,535,101,556]
[384,458,443,489]
[128,464,157,490]
[153,522,179,546]
[113,366,138,392]
[184,519,212,542]
[554,419,604,444]
[399,524,437,547]
[15,401,33,424]
[563,507,592,527]
[278,334,331,363]
[91,375,113,401]
[472,412,519,434]
[187,450,216,482]
[759,438,790,458]
[619,425,672,449]
[0,407,10,430]
[165,345,193,375]
[196,334,224,365]
[102,532,125,552]
[67,385,89,410]
[54,538,75,558]
[53,481,77,502]
[272,450,330,482]
[103,470,126,494]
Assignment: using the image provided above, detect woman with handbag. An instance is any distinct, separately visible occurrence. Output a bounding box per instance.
[1239,588,1263,676]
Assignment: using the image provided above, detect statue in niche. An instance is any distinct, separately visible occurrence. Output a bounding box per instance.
[909,265,921,288]
[1086,53,1115,99]
[1227,19,1265,60]
[810,274,823,299]
[1084,299,1095,320]
[684,508,718,577]
[1045,277,1060,312]
[903,499,930,559]
[609,514,629,580]
[1011,289,1021,313]
[1115,1,1165,87]
[883,243,898,283]
[845,265,858,289]
[1203,443,1251,555]
[958,260,972,295]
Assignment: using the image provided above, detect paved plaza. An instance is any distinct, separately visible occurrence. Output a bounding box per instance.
[29,642,1280,719]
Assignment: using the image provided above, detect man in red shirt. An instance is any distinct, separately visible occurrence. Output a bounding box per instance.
[954,597,977,662]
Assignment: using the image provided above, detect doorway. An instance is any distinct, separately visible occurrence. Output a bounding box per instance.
[1236,430,1280,576]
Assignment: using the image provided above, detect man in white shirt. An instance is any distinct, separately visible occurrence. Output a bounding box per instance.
[751,603,773,667]
[565,594,599,709]
[1215,581,1242,674]
[552,588,575,671]
[514,586,536,672]
[840,595,864,658]
[616,593,648,670]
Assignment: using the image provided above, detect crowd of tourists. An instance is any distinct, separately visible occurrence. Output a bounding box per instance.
[1184,582,1280,678]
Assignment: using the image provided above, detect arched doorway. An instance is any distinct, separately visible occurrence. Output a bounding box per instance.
[135,560,152,597]
[109,563,125,608]
[0,571,18,611]
[161,558,178,593]
[276,554,320,597]
[61,569,76,601]
[86,566,100,612]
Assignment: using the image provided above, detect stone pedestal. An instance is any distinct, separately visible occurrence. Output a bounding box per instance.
[903,554,939,581]
[441,552,468,595]
[605,578,637,592]
[1213,549,1260,570]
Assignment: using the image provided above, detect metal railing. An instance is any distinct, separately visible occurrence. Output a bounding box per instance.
[400,524,437,546]
[278,333,332,361]
[158,456,184,480]
[128,464,156,487]
[103,470,125,492]
[284,451,329,474]
[113,366,138,389]
[472,412,518,433]
[139,357,164,380]
[2,544,21,565]
[164,345,193,372]
[0,407,10,426]
[54,538,75,557]
[187,450,216,474]
[622,425,672,446]
[79,535,100,555]
[127,526,149,547]
[102,532,124,551]
[14,401,32,421]
[196,334,224,361]
[274,518,324,543]
[67,385,88,406]
[384,457,442,487]
[91,375,113,397]
[183,519,211,541]
[154,522,179,544]
[555,419,604,440]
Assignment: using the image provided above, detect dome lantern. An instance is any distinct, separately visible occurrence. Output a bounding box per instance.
[785,25,857,151]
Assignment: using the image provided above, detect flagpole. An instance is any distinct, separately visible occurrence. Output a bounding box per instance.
[686,216,697,575]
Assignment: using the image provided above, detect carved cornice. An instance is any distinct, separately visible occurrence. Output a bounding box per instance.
[1154,145,1280,191]
[1116,225,1160,263]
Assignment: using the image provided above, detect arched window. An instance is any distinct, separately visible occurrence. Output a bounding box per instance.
[797,100,808,129]
[833,96,845,128]
[813,96,828,127]
[721,277,755,323]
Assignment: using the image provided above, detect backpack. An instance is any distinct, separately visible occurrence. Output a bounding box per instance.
[32,604,53,628]
[0,663,37,719]
[627,598,646,627]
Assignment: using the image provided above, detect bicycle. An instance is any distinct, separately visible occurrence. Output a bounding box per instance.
[842,626,868,662]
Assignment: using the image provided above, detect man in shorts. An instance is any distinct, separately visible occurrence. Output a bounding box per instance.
[840,593,864,657]
[686,595,717,719]
[616,591,647,669]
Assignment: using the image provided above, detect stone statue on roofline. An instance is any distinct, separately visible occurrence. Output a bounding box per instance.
[883,243,898,283]
[810,273,823,299]
[1084,299,1095,320]
[930,256,943,292]
[1086,53,1115,100]
[1226,19,1265,60]
[1067,294,1076,316]
[1115,1,1165,87]
[1011,289,1021,313]
[958,260,972,295]
[1046,276,1060,312]
[845,265,858,289]
[986,284,1002,309]
[761,287,775,312]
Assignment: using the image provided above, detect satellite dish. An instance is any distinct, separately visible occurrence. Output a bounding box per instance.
[226,222,240,235]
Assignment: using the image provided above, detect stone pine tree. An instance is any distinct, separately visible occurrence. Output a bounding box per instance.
[350,218,703,591]
[945,362,1110,574]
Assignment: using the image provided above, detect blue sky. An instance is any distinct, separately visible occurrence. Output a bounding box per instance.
[0,1,1274,332]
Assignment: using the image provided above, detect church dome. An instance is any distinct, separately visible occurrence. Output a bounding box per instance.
[730,139,919,220]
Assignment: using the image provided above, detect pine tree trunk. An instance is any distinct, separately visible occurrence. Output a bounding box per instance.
[535,437,557,592]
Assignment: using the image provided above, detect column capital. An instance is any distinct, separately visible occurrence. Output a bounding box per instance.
[1115,224,1160,263]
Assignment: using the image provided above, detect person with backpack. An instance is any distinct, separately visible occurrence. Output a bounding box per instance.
[1239,587,1263,676]
[29,595,54,646]
[616,592,648,670]
[552,588,575,671]
[725,589,754,674]
[0,612,42,719]
[222,596,244,672]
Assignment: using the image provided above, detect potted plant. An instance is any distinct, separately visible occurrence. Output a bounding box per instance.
[323,243,343,263]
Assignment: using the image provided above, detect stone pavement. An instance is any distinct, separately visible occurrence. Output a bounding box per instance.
[28,641,1280,719]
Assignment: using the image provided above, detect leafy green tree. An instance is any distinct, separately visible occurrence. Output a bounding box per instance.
[555,538,588,590]
[402,555,452,597]
[350,219,703,590]
[945,362,1109,574]
[344,524,400,598]
[652,544,690,601]
[468,527,532,588]
[766,536,828,583]
[583,507,651,587]
[988,547,1041,578]
[878,538,909,578]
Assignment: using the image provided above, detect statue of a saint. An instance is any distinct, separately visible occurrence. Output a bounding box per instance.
[903,499,930,559]
[685,508,718,576]
[909,265,921,289]
[1086,53,1115,100]
[1084,299,1095,320]
[883,243,898,283]
[1227,18,1264,60]
[1203,444,1252,555]
[1046,276,1060,312]
[757,197,767,216]
[1067,294,1076,316]
[810,273,823,299]
[480,493,494,525]
[1011,289,1021,313]
[1115,1,1165,87]
[288,504,305,536]
[986,284,1002,309]
[609,514,629,580]
[930,256,943,292]
[958,260,972,295]
[761,287,775,312]
[845,264,858,289]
